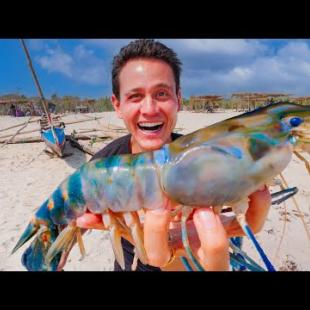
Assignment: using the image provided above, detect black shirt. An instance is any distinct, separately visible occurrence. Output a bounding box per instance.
[90,132,183,271]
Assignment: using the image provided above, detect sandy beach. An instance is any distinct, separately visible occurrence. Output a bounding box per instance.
[1,110,309,271]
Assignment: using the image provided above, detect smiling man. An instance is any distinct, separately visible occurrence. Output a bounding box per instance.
[112,56,181,154]
[74,39,271,271]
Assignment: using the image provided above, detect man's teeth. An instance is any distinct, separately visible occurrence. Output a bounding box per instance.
[138,122,163,127]
[138,122,164,132]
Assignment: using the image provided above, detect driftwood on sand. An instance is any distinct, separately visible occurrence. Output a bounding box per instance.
[0,118,41,133]
[66,135,95,156]
[0,117,33,148]
[0,127,44,139]
[0,117,109,140]
[63,116,105,126]
[0,133,115,144]
[0,116,122,148]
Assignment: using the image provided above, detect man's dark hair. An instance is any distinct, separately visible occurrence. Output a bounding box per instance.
[112,39,182,99]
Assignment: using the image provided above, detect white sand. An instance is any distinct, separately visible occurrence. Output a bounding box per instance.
[0,111,309,271]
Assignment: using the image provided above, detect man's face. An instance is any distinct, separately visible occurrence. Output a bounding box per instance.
[112,58,181,153]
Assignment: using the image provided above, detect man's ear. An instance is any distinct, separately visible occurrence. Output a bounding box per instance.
[177,88,182,112]
[111,94,123,119]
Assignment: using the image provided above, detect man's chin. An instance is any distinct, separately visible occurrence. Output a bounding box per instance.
[137,139,166,152]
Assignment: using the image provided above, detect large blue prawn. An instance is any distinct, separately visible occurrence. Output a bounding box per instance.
[12,102,310,271]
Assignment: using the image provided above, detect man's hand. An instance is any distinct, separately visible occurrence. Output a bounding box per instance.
[222,185,272,237]
[143,199,229,271]
[192,208,230,271]
[73,186,271,271]
[143,186,271,270]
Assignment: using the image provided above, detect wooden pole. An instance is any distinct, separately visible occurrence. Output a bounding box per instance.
[20,39,60,151]
[20,40,52,125]
[0,118,40,133]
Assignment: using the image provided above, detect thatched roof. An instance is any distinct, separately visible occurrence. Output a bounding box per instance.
[190,95,224,101]
[291,96,310,102]
[231,92,291,99]
[0,98,29,105]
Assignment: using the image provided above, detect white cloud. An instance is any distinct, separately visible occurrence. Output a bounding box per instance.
[174,40,310,97]
[36,47,74,77]
[83,39,133,53]
[27,39,59,51]
[35,44,106,85]
[277,41,310,59]
[163,39,266,56]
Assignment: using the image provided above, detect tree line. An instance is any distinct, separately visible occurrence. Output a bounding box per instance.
[1,92,309,116]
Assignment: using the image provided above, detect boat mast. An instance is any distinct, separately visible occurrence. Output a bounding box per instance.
[19,39,52,126]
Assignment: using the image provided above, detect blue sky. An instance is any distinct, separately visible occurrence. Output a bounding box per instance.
[1,39,310,99]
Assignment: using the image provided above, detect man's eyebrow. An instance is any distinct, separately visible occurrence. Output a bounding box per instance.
[125,83,172,96]
[153,83,172,89]
[125,88,144,96]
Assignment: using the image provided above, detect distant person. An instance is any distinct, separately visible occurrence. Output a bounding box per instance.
[15,107,24,117]
[48,102,56,113]
[9,104,16,117]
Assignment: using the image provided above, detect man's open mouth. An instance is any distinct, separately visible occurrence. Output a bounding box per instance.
[137,122,164,132]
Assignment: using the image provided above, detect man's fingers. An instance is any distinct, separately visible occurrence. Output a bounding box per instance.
[193,208,229,271]
[246,186,271,233]
[144,207,171,267]
[76,213,105,230]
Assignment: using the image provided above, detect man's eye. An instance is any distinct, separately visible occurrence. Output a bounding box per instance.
[156,91,169,98]
[129,94,142,100]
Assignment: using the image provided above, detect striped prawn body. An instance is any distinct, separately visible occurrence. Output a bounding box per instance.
[83,150,169,213]
[37,149,170,221]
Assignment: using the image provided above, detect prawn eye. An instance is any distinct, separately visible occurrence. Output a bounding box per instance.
[290,117,303,127]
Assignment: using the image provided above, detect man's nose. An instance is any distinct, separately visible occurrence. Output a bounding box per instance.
[140,96,159,115]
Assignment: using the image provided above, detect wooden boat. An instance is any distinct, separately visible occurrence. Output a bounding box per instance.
[40,113,66,157]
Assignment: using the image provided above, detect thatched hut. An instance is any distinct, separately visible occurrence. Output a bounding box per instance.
[0,95,32,115]
[189,95,223,112]
[79,99,96,113]
[231,93,291,111]
[0,94,57,116]
[290,96,310,105]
